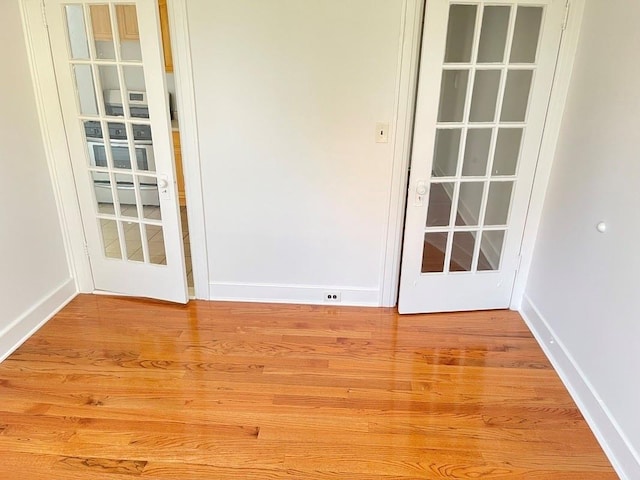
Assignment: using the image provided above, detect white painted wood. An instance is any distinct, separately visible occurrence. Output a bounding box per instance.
[510,0,586,309]
[380,0,424,307]
[20,0,93,293]
[0,279,76,363]
[398,0,566,313]
[45,0,187,303]
[520,295,640,480]
[166,0,209,300]
[210,282,379,307]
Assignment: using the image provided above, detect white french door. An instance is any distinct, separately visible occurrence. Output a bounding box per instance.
[398,0,565,313]
[46,0,188,303]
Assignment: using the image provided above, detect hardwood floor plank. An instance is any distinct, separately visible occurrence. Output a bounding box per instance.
[0,295,617,479]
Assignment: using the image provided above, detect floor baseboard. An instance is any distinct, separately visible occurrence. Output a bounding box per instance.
[0,278,77,363]
[520,295,640,480]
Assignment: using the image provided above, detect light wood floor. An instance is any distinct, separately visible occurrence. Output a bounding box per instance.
[0,295,617,479]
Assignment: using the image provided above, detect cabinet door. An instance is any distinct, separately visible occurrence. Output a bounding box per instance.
[90,4,139,41]
[158,0,173,72]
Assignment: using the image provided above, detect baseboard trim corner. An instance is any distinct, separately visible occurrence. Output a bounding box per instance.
[0,278,77,363]
[209,282,380,307]
[520,294,640,480]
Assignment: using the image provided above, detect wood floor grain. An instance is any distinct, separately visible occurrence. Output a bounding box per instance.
[0,295,617,479]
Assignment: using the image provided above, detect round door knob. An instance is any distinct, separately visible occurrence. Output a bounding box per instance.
[416,184,428,195]
[158,178,169,189]
[596,222,607,233]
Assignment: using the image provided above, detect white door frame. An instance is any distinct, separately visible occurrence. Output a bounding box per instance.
[20,0,210,300]
[380,0,586,308]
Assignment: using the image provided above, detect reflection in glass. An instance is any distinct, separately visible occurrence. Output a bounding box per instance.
[501,70,533,122]
[98,65,121,115]
[510,7,543,63]
[493,129,523,176]
[484,182,514,225]
[432,129,461,177]
[469,70,501,122]
[478,230,506,270]
[146,224,167,265]
[123,221,143,261]
[421,232,449,273]
[450,231,477,272]
[114,174,139,218]
[456,182,484,226]
[100,219,121,259]
[426,183,453,227]
[438,70,469,122]
[444,5,477,63]
[92,172,115,215]
[477,6,511,63]
[73,65,98,116]
[65,5,89,59]
[462,129,492,176]
[90,4,116,60]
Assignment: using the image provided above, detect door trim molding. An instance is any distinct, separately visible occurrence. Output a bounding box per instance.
[167,0,209,299]
[20,0,93,293]
[510,0,586,309]
[380,0,424,307]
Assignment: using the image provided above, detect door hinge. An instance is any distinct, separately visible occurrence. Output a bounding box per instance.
[562,2,570,31]
[40,0,48,28]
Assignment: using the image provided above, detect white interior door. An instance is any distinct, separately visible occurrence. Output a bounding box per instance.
[46,0,187,303]
[399,0,565,313]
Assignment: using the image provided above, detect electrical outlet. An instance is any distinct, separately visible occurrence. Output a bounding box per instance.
[323,292,342,303]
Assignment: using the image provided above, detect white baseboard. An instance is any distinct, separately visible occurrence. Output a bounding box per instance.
[520,295,640,480]
[0,278,77,363]
[209,282,380,307]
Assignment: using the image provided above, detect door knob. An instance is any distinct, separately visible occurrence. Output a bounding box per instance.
[416,182,428,196]
[158,178,169,189]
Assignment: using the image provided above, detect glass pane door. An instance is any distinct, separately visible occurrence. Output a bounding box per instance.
[398,0,565,313]
[47,0,187,303]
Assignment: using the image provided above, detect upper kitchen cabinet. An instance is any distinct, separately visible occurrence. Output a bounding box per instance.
[90,2,173,73]
[158,0,174,72]
[90,5,139,41]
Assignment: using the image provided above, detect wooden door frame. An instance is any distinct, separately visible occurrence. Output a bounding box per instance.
[382,0,586,308]
[20,0,210,299]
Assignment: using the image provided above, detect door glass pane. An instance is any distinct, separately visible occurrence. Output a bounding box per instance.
[444,5,477,63]
[117,5,143,62]
[98,65,121,116]
[146,224,167,265]
[426,183,453,227]
[484,182,514,225]
[143,205,162,221]
[65,5,89,59]
[92,172,115,214]
[123,221,143,261]
[107,123,132,169]
[100,219,121,259]
[450,231,477,272]
[138,175,160,210]
[73,64,98,116]
[510,7,543,64]
[462,129,491,176]
[456,182,484,226]
[469,70,501,122]
[477,6,511,63]
[90,5,116,60]
[478,230,506,271]
[501,70,533,122]
[432,129,461,177]
[421,232,449,273]
[493,128,523,176]
[115,173,139,218]
[123,66,147,113]
[438,70,469,122]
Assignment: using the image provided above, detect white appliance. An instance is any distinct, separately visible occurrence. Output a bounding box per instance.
[86,90,159,206]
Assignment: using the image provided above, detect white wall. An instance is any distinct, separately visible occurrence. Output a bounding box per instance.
[524,1,640,477]
[187,0,405,304]
[0,0,74,360]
